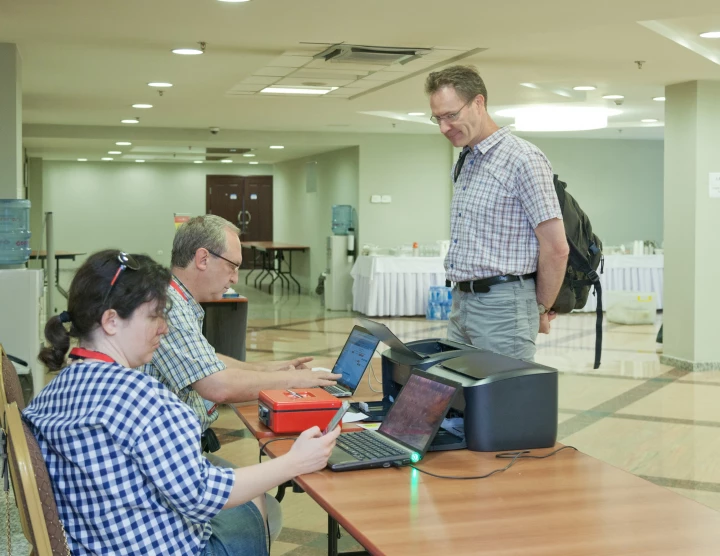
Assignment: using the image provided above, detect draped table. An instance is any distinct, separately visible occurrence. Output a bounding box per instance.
[351,255,446,317]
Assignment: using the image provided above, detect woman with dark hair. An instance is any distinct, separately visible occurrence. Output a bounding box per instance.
[24,249,339,555]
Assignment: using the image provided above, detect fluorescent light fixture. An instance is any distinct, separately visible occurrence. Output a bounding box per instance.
[101,157,113,161]
[116,142,132,146]
[77,158,87,162]
[269,145,284,149]
[519,83,539,89]
[495,106,621,131]
[408,112,426,116]
[249,161,259,165]
[260,86,338,95]
[132,104,153,109]
[148,82,173,88]
[573,86,596,91]
[121,118,139,124]
[700,31,720,39]
[218,0,251,2]
[194,160,203,164]
[602,95,624,100]
[135,160,145,163]
[221,159,233,163]
[172,48,203,55]
[653,96,666,102]
[243,153,255,157]
[641,118,659,123]
[108,151,122,155]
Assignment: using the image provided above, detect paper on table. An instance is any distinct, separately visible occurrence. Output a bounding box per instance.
[357,422,381,430]
[342,411,368,424]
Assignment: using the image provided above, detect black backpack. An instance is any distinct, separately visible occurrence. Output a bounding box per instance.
[552,175,604,368]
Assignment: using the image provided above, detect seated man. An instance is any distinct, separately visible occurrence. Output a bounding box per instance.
[141,215,341,439]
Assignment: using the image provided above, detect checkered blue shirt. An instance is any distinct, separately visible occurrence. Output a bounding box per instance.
[445,127,562,282]
[23,361,235,555]
[142,278,226,431]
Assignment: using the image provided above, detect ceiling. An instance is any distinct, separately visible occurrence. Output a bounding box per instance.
[3,0,720,162]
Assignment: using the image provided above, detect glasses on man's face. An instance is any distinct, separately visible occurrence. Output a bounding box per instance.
[430,98,474,125]
[207,249,241,273]
[102,252,139,307]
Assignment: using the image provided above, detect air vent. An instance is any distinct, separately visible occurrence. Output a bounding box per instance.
[314,44,431,66]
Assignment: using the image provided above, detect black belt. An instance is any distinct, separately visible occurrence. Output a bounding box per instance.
[456,273,536,293]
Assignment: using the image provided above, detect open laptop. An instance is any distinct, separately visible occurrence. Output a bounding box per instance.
[356,317,427,360]
[327,370,459,471]
[322,326,380,398]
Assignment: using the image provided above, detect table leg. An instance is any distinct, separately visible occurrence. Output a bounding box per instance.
[245,247,260,285]
[327,515,369,556]
[286,251,302,294]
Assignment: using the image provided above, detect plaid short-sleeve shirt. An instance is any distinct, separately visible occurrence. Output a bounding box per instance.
[22,362,235,555]
[142,277,226,430]
[445,127,562,282]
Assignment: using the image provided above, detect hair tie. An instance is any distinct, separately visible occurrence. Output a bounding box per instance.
[59,311,72,324]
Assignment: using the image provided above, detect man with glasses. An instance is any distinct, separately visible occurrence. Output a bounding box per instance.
[425,66,569,361]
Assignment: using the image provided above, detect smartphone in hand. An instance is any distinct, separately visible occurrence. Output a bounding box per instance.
[323,401,350,435]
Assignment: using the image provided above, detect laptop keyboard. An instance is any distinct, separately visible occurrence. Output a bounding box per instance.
[336,431,406,461]
[324,385,348,396]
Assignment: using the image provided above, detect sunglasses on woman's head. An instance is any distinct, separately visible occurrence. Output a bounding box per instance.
[102,252,140,306]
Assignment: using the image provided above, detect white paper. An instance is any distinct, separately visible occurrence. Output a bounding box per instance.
[440,417,465,438]
[342,411,368,424]
[710,173,720,198]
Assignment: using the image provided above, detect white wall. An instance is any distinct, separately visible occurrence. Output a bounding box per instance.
[523,137,664,246]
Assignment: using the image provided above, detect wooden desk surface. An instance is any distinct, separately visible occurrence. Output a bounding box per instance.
[242,241,308,251]
[262,440,720,555]
[202,296,248,304]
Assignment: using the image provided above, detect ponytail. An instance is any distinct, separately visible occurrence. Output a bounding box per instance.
[38,314,71,372]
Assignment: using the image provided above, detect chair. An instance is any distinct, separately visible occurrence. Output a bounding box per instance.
[1,344,27,417]
[3,401,69,555]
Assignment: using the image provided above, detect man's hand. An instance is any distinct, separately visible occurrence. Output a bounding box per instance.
[283,369,342,388]
[539,311,557,334]
[263,357,314,372]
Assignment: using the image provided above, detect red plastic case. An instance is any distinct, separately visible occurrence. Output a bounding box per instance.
[258,389,342,433]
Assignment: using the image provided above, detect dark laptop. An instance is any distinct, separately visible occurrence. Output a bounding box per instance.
[322,326,380,398]
[327,370,459,471]
[356,318,427,360]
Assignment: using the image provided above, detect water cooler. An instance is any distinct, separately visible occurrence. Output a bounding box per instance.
[325,205,354,311]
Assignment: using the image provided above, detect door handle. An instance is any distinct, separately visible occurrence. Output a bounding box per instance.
[244,210,252,226]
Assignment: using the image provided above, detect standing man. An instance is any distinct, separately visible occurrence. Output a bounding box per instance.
[425,66,569,361]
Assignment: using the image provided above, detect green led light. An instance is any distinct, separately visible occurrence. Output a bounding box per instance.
[410,452,421,463]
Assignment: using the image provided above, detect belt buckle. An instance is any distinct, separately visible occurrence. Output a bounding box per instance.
[470,281,490,294]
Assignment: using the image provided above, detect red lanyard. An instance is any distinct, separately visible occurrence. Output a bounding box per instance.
[68,347,117,364]
[170,279,188,301]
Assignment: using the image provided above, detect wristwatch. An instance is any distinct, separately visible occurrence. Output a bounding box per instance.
[538,303,549,315]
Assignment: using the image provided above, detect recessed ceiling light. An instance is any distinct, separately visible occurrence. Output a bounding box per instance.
[408,112,426,116]
[172,48,203,55]
[249,161,259,165]
[653,96,666,102]
[221,159,233,163]
[641,119,659,123]
[121,118,139,124]
[77,158,87,162]
[132,104,153,109]
[243,153,255,157]
[148,82,173,88]
[261,86,338,95]
[699,31,720,39]
[573,86,597,91]
[602,95,624,100]
[269,145,284,149]
[116,142,131,146]
[135,159,145,163]
[194,161,203,164]
[108,151,122,155]
[101,157,113,161]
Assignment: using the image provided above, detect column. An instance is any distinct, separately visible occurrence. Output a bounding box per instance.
[0,43,22,199]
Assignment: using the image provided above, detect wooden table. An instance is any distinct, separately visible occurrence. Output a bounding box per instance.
[242,241,308,294]
[29,250,85,298]
[201,296,248,361]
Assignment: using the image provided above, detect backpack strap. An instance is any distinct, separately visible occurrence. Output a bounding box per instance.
[593,282,603,369]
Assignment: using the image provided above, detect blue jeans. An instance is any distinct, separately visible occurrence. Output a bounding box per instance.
[447,277,539,361]
[201,501,268,556]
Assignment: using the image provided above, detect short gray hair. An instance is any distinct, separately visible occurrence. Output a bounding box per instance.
[425,65,488,107]
[171,215,240,269]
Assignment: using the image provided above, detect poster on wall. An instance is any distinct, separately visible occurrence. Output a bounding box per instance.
[174,213,191,230]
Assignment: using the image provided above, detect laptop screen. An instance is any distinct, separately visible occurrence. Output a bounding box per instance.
[356,318,422,360]
[379,372,458,453]
[333,326,380,391]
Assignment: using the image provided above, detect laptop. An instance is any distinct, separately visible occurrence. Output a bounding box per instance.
[356,317,427,360]
[327,370,459,471]
[322,326,380,398]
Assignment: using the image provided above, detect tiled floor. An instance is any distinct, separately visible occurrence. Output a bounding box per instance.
[221,276,720,554]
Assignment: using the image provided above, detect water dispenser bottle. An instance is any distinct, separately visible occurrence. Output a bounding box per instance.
[0,199,32,266]
[331,205,352,235]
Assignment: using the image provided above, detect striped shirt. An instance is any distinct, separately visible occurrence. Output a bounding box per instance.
[445,126,562,282]
[142,277,226,431]
[23,361,235,555]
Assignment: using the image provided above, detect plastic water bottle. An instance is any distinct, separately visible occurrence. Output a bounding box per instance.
[0,199,31,266]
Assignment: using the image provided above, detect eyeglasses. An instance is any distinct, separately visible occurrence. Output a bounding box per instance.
[207,249,241,272]
[430,98,474,125]
[103,252,139,306]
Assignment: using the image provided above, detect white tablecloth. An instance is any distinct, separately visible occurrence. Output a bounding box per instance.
[578,254,664,312]
[351,255,446,316]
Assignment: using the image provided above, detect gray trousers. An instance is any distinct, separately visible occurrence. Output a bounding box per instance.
[447,277,539,361]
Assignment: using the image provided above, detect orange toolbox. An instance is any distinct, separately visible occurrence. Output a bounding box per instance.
[258,389,342,434]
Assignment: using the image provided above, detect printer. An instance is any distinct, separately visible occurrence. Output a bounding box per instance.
[380,338,558,452]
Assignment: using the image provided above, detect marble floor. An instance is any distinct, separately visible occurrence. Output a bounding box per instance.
[207,277,720,555]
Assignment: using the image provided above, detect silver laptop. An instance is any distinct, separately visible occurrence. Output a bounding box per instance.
[322,326,380,398]
[327,370,459,471]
